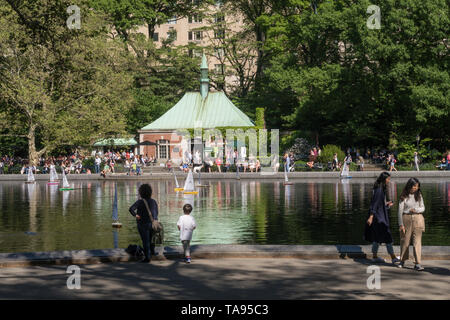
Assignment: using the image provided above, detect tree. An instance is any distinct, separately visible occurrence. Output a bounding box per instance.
[197,2,258,97]
[0,0,134,164]
[254,0,449,150]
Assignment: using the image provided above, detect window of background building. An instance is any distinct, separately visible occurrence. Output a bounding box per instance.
[153,32,159,42]
[214,13,225,23]
[189,48,203,58]
[214,29,225,39]
[168,16,177,24]
[188,31,203,41]
[214,47,224,59]
[188,14,203,23]
[167,27,177,41]
[215,64,224,75]
[158,140,169,159]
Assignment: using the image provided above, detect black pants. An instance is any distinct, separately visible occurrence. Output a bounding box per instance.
[137,222,155,260]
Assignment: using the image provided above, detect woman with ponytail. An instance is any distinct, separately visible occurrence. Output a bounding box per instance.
[364,172,400,264]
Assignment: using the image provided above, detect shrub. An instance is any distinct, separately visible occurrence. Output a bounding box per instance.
[317,144,345,164]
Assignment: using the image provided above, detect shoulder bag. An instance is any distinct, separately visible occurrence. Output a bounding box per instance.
[143,198,163,232]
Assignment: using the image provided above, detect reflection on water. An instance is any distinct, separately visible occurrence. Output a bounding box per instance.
[0,178,449,253]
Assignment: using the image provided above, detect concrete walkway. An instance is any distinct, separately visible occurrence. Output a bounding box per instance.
[0,258,449,300]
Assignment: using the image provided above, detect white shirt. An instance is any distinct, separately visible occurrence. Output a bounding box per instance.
[398,194,425,226]
[177,215,197,241]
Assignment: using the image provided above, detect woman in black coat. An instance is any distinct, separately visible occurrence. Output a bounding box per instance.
[364,172,400,264]
[129,184,159,263]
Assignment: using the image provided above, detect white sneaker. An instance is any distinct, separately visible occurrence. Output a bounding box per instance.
[397,262,404,268]
[392,257,401,264]
[414,264,424,271]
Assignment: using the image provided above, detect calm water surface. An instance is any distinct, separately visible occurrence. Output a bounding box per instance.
[0,178,449,253]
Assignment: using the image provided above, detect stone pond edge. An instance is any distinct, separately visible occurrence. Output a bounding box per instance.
[1,244,449,268]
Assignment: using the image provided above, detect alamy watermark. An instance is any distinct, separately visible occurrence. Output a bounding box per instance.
[66,265,81,289]
[367,5,381,30]
[167,122,280,175]
[366,265,381,290]
[66,5,81,30]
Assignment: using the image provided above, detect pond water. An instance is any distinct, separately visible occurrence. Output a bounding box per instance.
[0,178,449,253]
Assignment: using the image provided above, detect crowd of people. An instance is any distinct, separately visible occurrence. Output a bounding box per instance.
[1,148,449,175]
[172,149,266,174]
[0,150,158,175]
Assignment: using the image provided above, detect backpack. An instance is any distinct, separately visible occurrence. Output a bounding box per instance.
[125,244,144,257]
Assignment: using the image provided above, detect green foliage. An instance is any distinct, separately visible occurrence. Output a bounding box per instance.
[317,144,345,164]
[255,108,265,128]
[397,138,433,165]
[253,0,450,151]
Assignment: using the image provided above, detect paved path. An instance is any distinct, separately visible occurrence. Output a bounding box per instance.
[1,258,448,299]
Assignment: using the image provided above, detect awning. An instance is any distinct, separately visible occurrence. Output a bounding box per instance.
[136,141,158,146]
[93,138,138,147]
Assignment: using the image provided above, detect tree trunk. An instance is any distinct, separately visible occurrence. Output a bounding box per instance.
[27,125,39,166]
[254,27,266,90]
[27,125,46,166]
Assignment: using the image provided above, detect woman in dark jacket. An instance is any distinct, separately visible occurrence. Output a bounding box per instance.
[129,184,159,263]
[364,172,400,264]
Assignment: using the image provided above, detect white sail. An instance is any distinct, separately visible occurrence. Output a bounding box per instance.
[27,167,35,182]
[173,171,180,188]
[50,165,59,182]
[62,169,70,188]
[341,162,349,177]
[183,170,195,192]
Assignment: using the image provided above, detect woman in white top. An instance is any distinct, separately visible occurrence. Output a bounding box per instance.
[398,178,425,271]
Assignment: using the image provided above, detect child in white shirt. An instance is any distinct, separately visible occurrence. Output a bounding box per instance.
[177,204,196,263]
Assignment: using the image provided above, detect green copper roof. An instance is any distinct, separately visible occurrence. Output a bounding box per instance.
[93,138,138,146]
[140,92,254,130]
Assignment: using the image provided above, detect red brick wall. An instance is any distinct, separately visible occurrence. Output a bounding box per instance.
[140,131,184,161]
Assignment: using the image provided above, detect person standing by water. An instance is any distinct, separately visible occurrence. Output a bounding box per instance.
[364,172,401,264]
[398,178,425,271]
[177,204,197,264]
[284,152,290,172]
[94,155,101,174]
[129,184,159,263]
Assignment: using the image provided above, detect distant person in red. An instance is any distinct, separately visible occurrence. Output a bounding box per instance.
[447,151,450,170]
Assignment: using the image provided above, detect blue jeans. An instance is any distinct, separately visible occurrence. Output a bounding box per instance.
[372,242,394,256]
[137,222,155,260]
[94,164,100,173]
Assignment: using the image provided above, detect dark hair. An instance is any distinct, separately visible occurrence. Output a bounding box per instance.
[374,171,390,191]
[183,204,193,214]
[139,184,152,199]
[400,178,422,202]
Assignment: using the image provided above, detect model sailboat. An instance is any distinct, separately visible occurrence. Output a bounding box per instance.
[173,171,184,192]
[112,183,122,228]
[183,170,198,194]
[283,165,293,185]
[60,169,74,191]
[47,165,59,185]
[25,167,35,184]
[340,162,352,179]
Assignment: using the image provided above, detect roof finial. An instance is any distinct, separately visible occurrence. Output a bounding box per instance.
[200,54,209,99]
